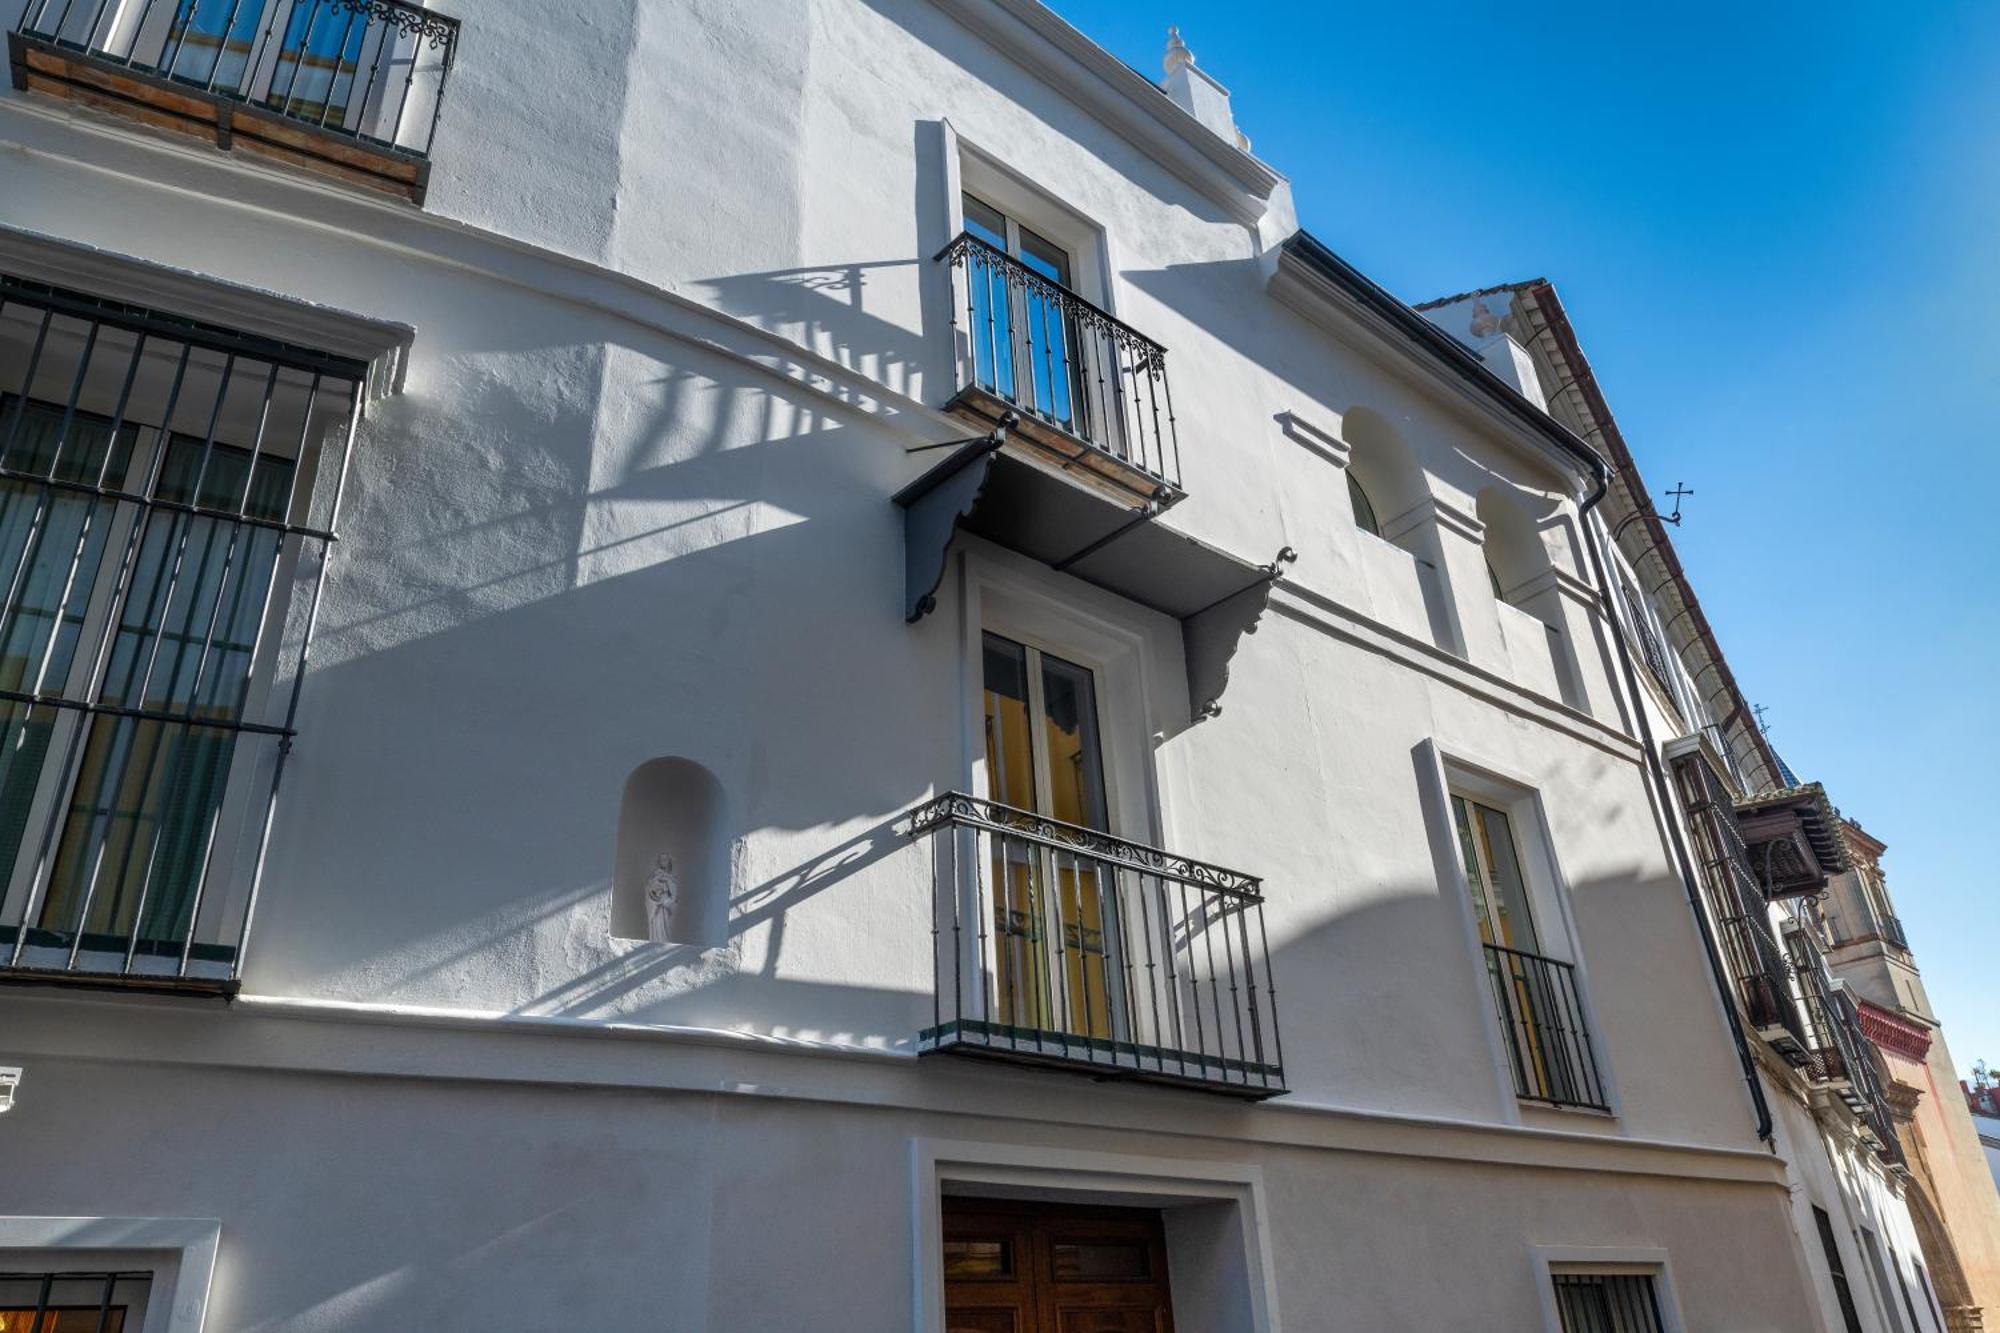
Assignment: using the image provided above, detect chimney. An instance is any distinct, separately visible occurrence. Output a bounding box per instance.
[1163,27,1248,152]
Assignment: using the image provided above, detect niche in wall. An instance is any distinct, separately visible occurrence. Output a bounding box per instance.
[612,757,729,946]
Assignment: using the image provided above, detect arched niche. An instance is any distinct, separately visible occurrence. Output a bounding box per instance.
[1341,405,1427,539]
[612,757,729,947]
[1475,485,1554,607]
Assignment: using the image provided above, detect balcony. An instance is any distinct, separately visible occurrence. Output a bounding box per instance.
[1482,942,1608,1110]
[10,0,457,202]
[1718,910,1811,1063]
[1732,783,1850,901]
[936,232,1179,507]
[907,792,1284,1098]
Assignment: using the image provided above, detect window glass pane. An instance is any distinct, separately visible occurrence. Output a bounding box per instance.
[1014,226,1076,429]
[961,197,1017,403]
[166,0,264,90]
[981,633,1035,813]
[942,1239,1012,1279]
[1017,225,1071,287]
[268,0,372,125]
[1051,1241,1151,1281]
[36,434,295,953]
[1475,803,1541,955]
[1347,472,1380,537]
[1037,652,1106,832]
[962,194,1008,250]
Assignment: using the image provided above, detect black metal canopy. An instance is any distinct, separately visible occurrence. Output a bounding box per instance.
[895,428,1291,723]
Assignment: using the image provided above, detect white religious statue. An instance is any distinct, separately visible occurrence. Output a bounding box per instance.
[645,853,680,943]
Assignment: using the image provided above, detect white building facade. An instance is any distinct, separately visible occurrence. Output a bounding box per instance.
[1421,281,1949,1333]
[0,1,1922,1328]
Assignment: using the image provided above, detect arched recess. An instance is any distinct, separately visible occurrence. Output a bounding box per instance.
[612,757,730,946]
[1477,486,1589,710]
[1341,406,1427,539]
[1340,405,1460,651]
[1475,485,1554,607]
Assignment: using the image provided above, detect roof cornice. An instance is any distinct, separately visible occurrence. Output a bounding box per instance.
[1271,233,1607,492]
[930,0,1283,228]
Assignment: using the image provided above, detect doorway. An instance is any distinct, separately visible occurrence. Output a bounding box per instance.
[942,1198,1176,1332]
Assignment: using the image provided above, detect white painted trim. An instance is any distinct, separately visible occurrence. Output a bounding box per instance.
[926,0,1281,229]
[0,222,413,395]
[1530,1244,1687,1333]
[0,1216,220,1333]
[910,1138,1281,1333]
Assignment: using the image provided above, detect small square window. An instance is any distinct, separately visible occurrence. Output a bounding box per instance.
[1551,1272,1666,1333]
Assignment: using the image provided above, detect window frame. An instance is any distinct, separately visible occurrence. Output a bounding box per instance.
[1530,1247,1686,1333]
[0,1218,218,1333]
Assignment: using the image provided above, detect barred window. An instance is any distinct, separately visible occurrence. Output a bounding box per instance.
[0,278,361,988]
[0,1269,151,1330]
[1552,1272,1666,1333]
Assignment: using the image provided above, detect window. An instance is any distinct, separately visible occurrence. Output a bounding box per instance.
[1346,471,1381,537]
[962,194,1083,436]
[1814,1207,1866,1333]
[0,1270,150,1330]
[982,631,1112,1037]
[1452,792,1606,1109]
[1552,1273,1666,1333]
[0,281,359,982]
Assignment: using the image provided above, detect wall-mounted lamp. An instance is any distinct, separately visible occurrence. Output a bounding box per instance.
[0,1066,20,1113]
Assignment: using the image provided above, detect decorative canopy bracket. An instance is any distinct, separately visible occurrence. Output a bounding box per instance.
[895,426,1292,724]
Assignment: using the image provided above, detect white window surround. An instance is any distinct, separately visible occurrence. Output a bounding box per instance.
[910,1138,1280,1333]
[1531,1246,1686,1333]
[938,122,1117,312]
[0,1217,219,1333]
[1415,738,1621,1121]
[952,540,1177,846]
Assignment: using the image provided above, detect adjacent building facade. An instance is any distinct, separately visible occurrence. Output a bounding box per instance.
[0,1,1968,1328]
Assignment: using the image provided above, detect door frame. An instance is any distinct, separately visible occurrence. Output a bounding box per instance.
[912,1138,1280,1333]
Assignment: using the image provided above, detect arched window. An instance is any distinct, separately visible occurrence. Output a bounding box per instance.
[1346,471,1381,537]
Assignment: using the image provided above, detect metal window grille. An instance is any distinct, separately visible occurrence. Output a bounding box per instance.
[1483,941,1608,1110]
[937,232,1180,489]
[0,1270,152,1331]
[1618,579,1674,692]
[14,0,458,158]
[1551,1273,1666,1333]
[0,277,362,990]
[908,792,1283,1098]
[1814,1206,1866,1333]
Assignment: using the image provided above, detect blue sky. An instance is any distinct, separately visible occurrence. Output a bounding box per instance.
[1063,2,2000,1076]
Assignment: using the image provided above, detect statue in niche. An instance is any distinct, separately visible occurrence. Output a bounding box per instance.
[644,853,680,943]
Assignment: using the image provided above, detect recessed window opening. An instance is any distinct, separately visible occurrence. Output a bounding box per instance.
[1813,1206,1866,1333]
[1551,1272,1666,1333]
[982,630,1114,1038]
[1450,788,1606,1110]
[0,281,360,984]
[960,192,1089,442]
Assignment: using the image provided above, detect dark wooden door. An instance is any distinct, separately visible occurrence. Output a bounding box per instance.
[942,1198,1176,1333]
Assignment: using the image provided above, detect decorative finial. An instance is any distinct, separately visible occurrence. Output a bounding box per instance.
[1164,26,1194,77]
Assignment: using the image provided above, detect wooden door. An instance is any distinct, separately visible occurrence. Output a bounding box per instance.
[943,1199,1175,1333]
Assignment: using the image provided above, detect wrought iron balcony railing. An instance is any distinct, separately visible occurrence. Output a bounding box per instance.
[1482,942,1608,1110]
[1718,909,1811,1058]
[937,232,1180,503]
[908,792,1282,1098]
[12,0,456,197]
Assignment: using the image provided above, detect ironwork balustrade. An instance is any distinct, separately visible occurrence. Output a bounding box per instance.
[908,792,1282,1097]
[0,277,360,991]
[1673,751,1812,1059]
[937,232,1180,495]
[13,0,457,159]
[1482,941,1608,1110]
